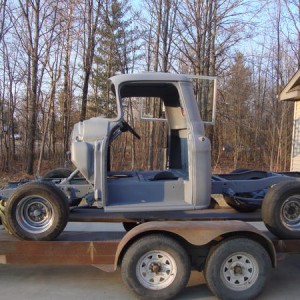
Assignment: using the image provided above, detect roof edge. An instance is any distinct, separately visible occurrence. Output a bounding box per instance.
[279,69,300,101]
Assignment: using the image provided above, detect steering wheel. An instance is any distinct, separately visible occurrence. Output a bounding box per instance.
[120,121,141,139]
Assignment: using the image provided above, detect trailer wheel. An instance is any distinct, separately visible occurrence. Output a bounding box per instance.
[262,181,300,239]
[5,182,69,241]
[121,234,190,300]
[224,196,257,212]
[204,237,271,300]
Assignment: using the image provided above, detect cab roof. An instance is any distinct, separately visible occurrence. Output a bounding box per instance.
[109,72,191,86]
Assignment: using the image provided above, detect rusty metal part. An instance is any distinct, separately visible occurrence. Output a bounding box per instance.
[0,230,124,272]
[120,220,262,245]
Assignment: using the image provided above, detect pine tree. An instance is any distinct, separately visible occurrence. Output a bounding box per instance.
[90,0,136,118]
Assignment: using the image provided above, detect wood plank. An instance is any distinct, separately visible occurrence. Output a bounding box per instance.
[0,230,123,271]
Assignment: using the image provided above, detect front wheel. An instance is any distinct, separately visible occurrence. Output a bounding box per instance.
[204,237,271,300]
[5,182,69,240]
[262,180,300,239]
[121,234,191,300]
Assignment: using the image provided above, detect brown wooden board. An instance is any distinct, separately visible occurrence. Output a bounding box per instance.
[0,229,124,271]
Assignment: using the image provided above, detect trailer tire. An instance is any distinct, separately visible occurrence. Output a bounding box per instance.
[204,237,271,300]
[121,234,191,300]
[262,181,300,239]
[5,182,69,241]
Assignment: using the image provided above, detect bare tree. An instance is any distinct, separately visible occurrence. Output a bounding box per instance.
[36,31,63,176]
[283,0,300,67]
[0,0,7,42]
[10,0,62,174]
[80,0,102,121]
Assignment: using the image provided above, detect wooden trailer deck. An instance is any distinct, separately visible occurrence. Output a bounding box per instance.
[0,228,125,271]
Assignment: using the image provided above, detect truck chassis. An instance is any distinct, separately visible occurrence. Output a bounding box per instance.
[1,165,300,243]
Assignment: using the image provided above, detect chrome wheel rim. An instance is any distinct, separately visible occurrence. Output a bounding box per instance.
[16,196,54,233]
[136,250,177,290]
[221,252,259,291]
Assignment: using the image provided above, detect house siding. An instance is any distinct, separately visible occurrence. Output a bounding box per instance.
[291,101,300,171]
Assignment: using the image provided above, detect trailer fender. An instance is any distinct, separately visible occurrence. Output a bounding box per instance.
[114,220,276,270]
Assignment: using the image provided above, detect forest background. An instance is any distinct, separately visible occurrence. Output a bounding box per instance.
[0,0,298,179]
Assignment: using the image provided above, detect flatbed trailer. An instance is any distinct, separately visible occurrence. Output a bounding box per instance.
[0,226,298,268]
[0,218,298,300]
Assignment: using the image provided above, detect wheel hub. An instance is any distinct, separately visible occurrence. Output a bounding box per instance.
[136,250,177,290]
[16,196,54,233]
[150,262,162,273]
[33,209,41,217]
[28,203,48,222]
[282,197,300,228]
[232,264,243,275]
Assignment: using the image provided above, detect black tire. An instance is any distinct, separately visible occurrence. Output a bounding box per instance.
[262,180,300,239]
[122,222,141,232]
[43,168,73,179]
[121,234,191,300]
[204,237,271,300]
[224,195,257,212]
[5,182,69,241]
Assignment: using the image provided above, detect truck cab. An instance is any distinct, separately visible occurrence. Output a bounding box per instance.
[71,73,212,211]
